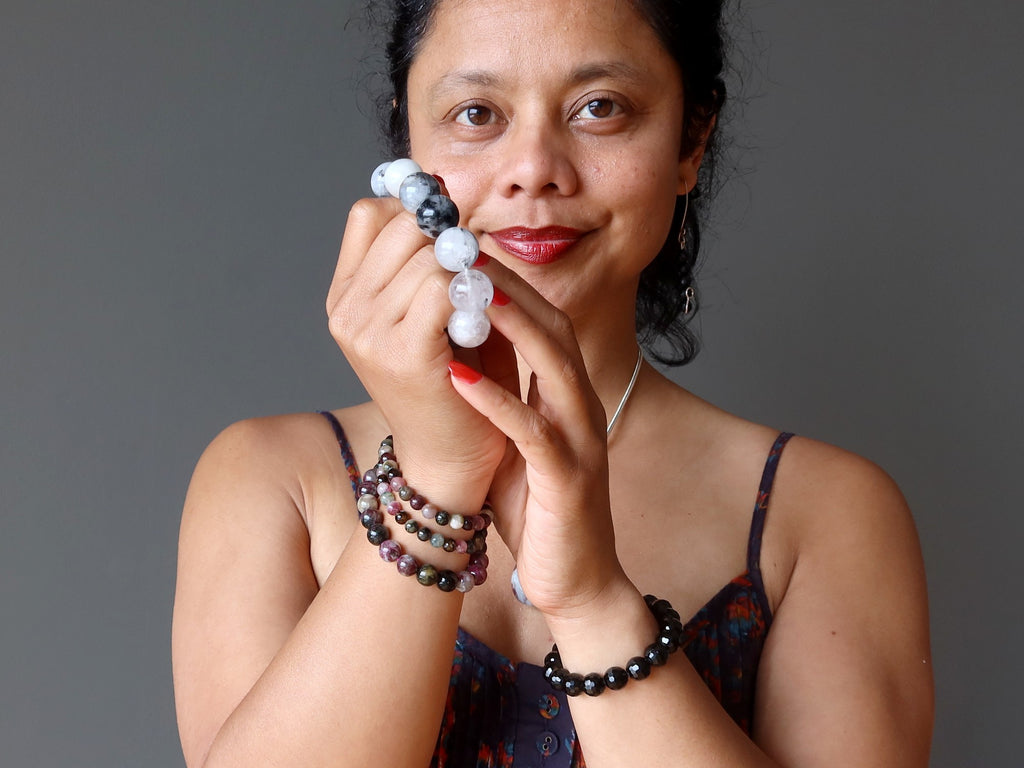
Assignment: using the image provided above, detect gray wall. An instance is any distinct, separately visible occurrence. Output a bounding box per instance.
[2,1,1020,766]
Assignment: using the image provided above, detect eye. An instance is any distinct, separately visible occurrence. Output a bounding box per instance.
[573,98,619,120]
[455,105,495,126]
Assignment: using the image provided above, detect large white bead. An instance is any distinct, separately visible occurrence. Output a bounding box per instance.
[449,269,493,311]
[447,310,490,348]
[398,172,441,213]
[434,227,479,272]
[383,158,422,197]
[370,162,391,197]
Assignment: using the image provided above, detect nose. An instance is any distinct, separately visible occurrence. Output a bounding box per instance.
[495,114,578,199]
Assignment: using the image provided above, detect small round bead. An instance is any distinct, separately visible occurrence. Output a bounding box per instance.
[447,310,491,348]
[398,171,441,213]
[389,477,404,491]
[398,486,414,501]
[415,194,459,238]
[409,494,426,510]
[652,598,673,616]
[370,161,391,197]
[421,503,439,520]
[449,514,464,530]
[644,643,670,667]
[357,481,376,496]
[436,570,459,592]
[603,666,629,691]
[362,469,376,483]
[356,494,378,513]
[416,564,439,586]
[471,515,486,531]
[395,511,410,524]
[455,571,475,593]
[378,539,402,563]
[448,269,494,311]
[626,656,651,680]
[434,227,480,271]
[404,520,419,534]
[544,650,561,670]
[473,553,489,570]
[563,673,585,697]
[367,523,389,546]
[396,554,419,576]
[434,510,450,527]
[430,532,446,548]
[442,538,457,553]
[416,527,432,542]
[380,491,397,506]
[386,500,402,515]
[359,509,382,529]
[383,158,421,197]
[466,562,487,586]
[455,539,469,554]
[583,673,606,697]
[656,632,680,653]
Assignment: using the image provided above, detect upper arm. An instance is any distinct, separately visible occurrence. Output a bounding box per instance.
[753,441,933,767]
[171,417,322,767]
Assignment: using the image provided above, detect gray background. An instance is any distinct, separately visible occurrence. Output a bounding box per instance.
[2,1,1020,766]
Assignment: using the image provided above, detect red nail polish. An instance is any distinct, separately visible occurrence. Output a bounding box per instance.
[432,174,446,189]
[448,360,483,383]
[491,286,510,307]
[473,252,491,267]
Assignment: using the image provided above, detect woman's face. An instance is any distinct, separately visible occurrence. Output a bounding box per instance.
[406,0,700,317]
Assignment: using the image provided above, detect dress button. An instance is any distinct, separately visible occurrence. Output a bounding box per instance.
[536,730,560,757]
[537,692,560,720]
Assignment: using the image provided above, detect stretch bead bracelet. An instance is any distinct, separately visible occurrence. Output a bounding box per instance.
[355,436,491,592]
[542,594,686,697]
[370,159,492,348]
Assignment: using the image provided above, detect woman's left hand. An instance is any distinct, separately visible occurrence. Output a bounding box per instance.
[448,259,631,619]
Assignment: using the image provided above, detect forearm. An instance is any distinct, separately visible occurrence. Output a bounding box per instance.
[202,535,465,768]
[548,585,780,768]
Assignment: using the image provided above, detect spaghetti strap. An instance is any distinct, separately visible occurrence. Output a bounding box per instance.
[746,432,794,621]
[317,410,362,498]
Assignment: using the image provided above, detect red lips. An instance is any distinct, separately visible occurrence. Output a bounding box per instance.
[488,226,585,264]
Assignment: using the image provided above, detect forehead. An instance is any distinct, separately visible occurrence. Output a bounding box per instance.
[411,0,673,89]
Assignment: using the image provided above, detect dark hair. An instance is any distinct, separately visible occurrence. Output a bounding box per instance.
[375,0,729,366]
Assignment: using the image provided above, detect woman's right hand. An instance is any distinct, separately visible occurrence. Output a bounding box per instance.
[326,194,508,507]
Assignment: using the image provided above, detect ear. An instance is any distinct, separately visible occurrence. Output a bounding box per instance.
[677,114,717,195]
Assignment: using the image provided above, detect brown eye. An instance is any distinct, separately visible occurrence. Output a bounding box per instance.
[585,99,613,118]
[456,105,493,126]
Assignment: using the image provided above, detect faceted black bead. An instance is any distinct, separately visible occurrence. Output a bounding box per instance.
[548,668,568,691]
[626,656,651,680]
[583,673,606,697]
[416,527,432,542]
[563,673,585,697]
[367,524,390,545]
[543,650,561,670]
[603,666,629,690]
[645,643,669,667]
[656,632,680,653]
[404,520,419,534]
[434,510,450,526]
[643,594,658,608]
[652,598,673,616]
[437,570,458,592]
[415,194,460,238]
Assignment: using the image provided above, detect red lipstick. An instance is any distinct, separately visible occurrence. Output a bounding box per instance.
[488,226,585,264]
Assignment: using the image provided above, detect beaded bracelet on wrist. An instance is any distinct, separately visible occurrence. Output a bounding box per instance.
[542,594,686,697]
[354,436,491,593]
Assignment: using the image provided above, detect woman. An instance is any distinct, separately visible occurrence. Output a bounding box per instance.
[172,0,934,765]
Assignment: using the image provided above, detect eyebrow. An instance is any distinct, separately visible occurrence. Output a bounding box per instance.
[426,61,649,100]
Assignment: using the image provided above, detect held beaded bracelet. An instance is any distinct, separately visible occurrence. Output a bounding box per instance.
[356,436,490,592]
[543,594,686,696]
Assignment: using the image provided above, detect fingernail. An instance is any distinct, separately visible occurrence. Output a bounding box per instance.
[448,360,483,383]
[432,174,446,192]
[473,252,491,267]
[491,286,510,307]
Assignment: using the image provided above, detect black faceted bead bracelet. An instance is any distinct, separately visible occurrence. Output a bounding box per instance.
[542,594,686,697]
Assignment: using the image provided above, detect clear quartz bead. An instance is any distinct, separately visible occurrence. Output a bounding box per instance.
[447,309,490,348]
[398,172,441,214]
[370,162,391,197]
[383,158,422,197]
[434,227,479,271]
[449,269,493,311]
